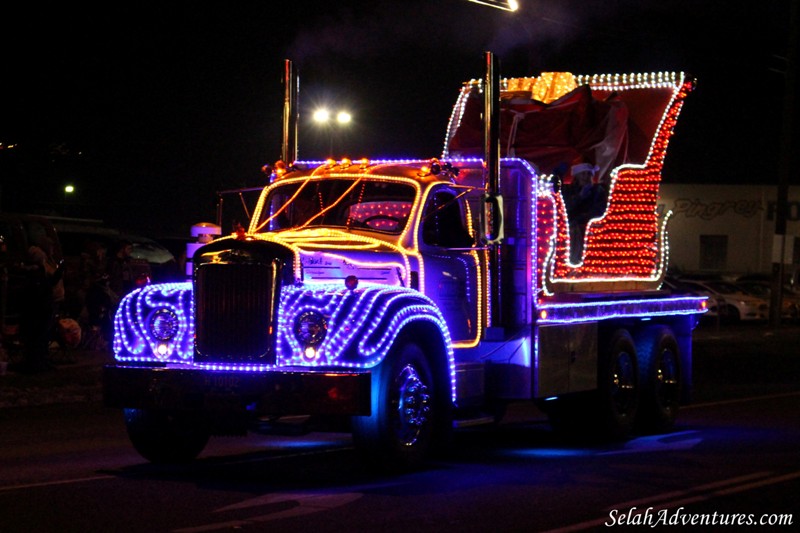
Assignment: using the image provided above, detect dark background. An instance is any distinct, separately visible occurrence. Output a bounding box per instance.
[1,0,797,238]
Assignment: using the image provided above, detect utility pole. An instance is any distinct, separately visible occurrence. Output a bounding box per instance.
[770,1,798,328]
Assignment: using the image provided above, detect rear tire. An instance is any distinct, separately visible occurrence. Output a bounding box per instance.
[596,329,639,439]
[635,326,681,432]
[542,329,638,440]
[124,408,210,464]
[351,339,445,470]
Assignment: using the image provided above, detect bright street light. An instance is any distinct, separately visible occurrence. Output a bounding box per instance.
[336,111,352,124]
[312,107,353,156]
[467,0,519,11]
[313,108,352,125]
[313,109,331,123]
[63,184,75,216]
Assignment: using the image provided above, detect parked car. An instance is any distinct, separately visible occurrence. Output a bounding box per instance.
[124,234,181,282]
[663,276,726,319]
[46,217,180,323]
[738,271,798,287]
[49,217,178,284]
[735,279,800,322]
[679,279,768,322]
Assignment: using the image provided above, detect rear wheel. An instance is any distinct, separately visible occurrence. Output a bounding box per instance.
[597,329,639,438]
[542,329,638,440]
[635,326,681,432]
[351,339,445,470]
[124,408,210,464]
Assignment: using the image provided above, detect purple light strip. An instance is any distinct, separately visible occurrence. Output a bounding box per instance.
[537,295,708,324]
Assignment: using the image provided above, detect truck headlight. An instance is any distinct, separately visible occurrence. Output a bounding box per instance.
[149,309,180,342]
[293,310,328,350]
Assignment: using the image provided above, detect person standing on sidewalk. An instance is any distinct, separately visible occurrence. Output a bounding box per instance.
[107,239,134,300]
[19,236,64,373]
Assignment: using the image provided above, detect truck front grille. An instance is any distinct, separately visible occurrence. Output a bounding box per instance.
[195,262,277,364]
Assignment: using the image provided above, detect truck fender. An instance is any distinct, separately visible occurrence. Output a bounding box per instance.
[276,284,455,393]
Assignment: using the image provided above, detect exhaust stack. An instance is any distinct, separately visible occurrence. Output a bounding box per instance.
[281,59,299,164]
[484,51,500,204]
[482,50,503,245]
[482,51,504,332]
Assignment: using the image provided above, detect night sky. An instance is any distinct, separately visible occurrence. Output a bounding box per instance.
[1,0,797,238]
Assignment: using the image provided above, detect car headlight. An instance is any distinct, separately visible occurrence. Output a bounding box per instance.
[293,311,328,360]
[149,308,180,342]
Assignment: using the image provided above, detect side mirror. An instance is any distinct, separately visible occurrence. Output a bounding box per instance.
[481,193,504,244]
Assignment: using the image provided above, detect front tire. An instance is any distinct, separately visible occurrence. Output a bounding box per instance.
[725,305,741,323]
[351,339,444,470]
[124,408,210,464]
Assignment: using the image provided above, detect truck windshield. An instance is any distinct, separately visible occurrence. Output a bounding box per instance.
[255,178,417,234]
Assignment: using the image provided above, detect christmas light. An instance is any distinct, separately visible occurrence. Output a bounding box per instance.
[112,71,700,412]
[442,72,693,291]
[112,281,458,402]
[537,295,707,324]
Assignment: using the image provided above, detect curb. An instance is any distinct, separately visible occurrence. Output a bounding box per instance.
[0,350,110,408]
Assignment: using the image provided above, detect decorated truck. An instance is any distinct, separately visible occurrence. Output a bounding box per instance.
[103,54,706,468]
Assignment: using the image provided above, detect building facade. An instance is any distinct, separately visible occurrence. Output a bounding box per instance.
[658,184,800,279]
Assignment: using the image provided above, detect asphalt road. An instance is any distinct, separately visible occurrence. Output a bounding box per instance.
[0,322,797,532]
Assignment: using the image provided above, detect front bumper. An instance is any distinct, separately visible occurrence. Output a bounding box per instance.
[103,364,372,417]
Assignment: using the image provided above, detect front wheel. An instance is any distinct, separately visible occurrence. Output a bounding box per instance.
[123,408,210,464]
[351,340,445,470]
[725,305,741,323]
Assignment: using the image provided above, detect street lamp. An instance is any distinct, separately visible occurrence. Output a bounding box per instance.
[336,111,351,125]
[313,107,352,156]
[467,0,519,12]
[63,184,75,216]
[313,109,331,123]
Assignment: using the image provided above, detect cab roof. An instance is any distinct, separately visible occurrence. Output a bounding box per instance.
[272,158,465,186]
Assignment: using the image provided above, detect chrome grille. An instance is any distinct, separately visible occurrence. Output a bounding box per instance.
[195,262,276,364]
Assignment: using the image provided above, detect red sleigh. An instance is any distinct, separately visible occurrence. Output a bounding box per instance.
[444,71,695,293]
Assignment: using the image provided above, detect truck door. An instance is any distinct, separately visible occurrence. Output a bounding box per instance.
[419,186,482,344]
